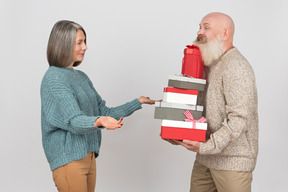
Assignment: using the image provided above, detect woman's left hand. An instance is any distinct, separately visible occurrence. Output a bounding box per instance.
[138,96,162,105]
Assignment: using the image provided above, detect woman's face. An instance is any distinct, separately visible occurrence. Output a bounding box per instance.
[69,30,87,68]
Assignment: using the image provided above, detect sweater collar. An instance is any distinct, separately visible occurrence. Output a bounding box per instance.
[51,66,75,72]
[207,47,237,67]
[219,47,237,61]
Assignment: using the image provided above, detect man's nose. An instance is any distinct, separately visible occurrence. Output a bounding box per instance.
[197,29,203,36]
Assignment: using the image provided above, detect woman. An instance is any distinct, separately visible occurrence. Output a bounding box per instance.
[41,20,158,192]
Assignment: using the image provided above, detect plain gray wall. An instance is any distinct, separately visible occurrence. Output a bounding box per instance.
[0,0,287,191]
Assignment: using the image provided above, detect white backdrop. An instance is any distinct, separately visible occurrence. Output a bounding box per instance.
[0,0,287,191]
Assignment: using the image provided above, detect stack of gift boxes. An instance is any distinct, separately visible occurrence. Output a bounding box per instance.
[154,45,207,142]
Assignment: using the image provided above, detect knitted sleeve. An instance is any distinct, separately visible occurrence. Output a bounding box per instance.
[41,74,100,134]
[83,75,142,120]
[199,59,258,154]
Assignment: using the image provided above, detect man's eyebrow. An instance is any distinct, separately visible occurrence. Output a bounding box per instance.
[199,23,210,26]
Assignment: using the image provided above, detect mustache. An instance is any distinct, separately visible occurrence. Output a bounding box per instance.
[196,35,207,43]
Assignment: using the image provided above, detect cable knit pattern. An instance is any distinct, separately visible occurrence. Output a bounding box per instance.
[41,66,142,171]
[196,47,259,172]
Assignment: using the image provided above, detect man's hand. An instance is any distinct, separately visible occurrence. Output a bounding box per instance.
[174,140,200,153]
[162,138,181,145]
[94,116,123,130]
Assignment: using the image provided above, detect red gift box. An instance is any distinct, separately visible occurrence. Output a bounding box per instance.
[161,120,207,142]
[181,45,205,79]
[163,87,198,105]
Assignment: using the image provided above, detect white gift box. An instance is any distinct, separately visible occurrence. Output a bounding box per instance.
[163,87,198,105]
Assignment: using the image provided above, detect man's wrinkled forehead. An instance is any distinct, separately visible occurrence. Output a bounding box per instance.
[200,16,215,26]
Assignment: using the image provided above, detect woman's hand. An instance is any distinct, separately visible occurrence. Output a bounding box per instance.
[94,116,123,130]
[138,96,162,105]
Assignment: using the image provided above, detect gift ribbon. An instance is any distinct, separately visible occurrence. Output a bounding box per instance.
[184,110,206,128]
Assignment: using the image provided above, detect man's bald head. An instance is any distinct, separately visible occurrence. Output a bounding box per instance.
[203,12,234,41]
[197,12,235,51]
[194,12,235,66]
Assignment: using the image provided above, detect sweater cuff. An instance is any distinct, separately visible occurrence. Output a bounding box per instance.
[130,98,142,114]
[133,98,142,108]
[93,116,101,127]
[199,142,205,154]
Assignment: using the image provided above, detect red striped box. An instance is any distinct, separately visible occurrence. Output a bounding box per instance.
[161,120,207,142]
[163,87,198,105]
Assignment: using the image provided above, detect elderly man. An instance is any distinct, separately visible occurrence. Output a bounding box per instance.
[166,12,258,192]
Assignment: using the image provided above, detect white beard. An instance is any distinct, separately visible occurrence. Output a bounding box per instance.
[193,35,225,66]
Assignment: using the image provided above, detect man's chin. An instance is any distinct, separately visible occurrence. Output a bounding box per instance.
[193,41,206,48]
[197,41,206,45]
[193,40,199,46]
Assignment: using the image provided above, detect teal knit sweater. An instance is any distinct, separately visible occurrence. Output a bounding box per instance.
[41,66,142,171]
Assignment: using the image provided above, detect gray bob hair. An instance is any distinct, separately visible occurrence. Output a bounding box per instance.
[47,20,86,67]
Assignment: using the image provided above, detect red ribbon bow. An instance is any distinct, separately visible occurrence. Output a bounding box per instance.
[184,110,206,128]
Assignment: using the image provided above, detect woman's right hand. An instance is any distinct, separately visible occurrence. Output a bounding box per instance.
[94,116,123,130]
[138,96,162,105]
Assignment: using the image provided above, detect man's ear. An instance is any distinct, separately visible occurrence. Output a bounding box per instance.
[222,28,230,40]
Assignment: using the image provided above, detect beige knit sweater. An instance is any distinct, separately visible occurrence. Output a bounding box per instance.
[196,47,258,172]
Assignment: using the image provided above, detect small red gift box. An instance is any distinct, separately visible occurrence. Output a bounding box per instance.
[163,87,198,105]
[181,45,205,79]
